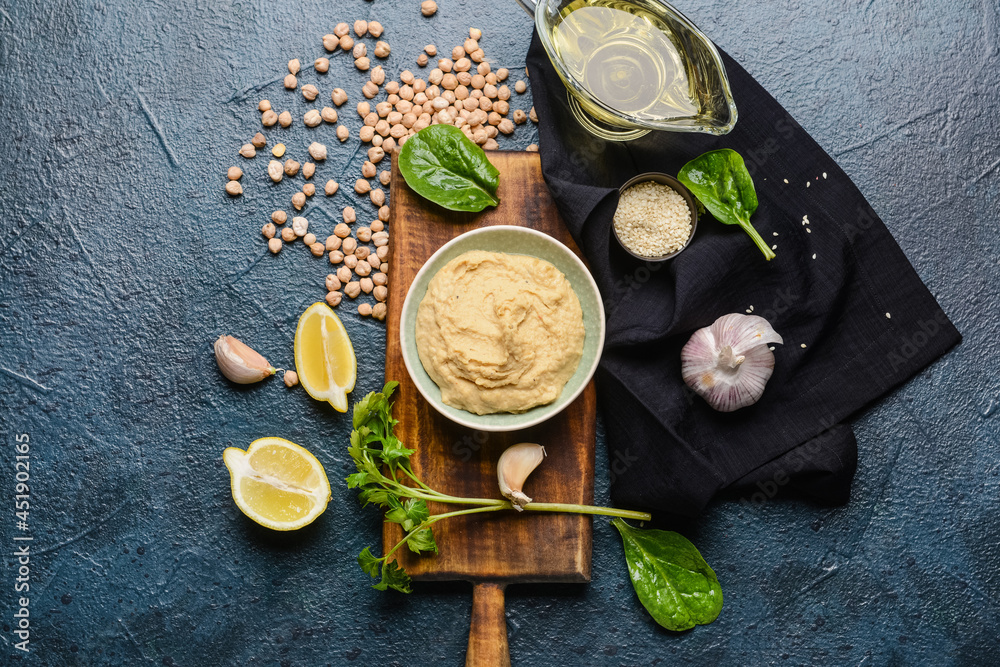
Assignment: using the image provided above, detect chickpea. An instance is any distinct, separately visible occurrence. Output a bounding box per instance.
[284,74,297,90]
[323,34,338,51]
[239,143,256,158]
[371,219,384,232]
[513,109,527,125]
[336,125,349,142]
[321,107,338,124]
[373,285,388,302]
[354,20,368,37]
[315,57,330,73]
[326,274,342,291]
[370,188,386,207]
[496,67,509,81]
[425,44,437,56]
[284,159,300,176]
[342,207,356,224]
[360,277,374,294]
[331,88,348,106]
[261,223,276,239]
[357,227,372,243]
[268,237,283,254]
[374,41,391,58]
[278,110,293,127]
[417,53,428,67]
[251,132,267,148]
[326,235,342,252]
[292,192,306,210]
[355,179,372,195]
[337,269,352,287]
[340,35,354,51]
[368,146,385,163]
[371,66,386,85]
[378,206,390,222]
[310,242,325,257]
[355,261,372,277]
[373,272,388,286]
[526,144,538,152]
[363,81,379,99]
[258,100,272,112]
[345,281,362,299]
[529,106,538,123]
[420,0,437,17]
[344,254,359,269]
[227,166,243,180]
[272,210,287,225]
[304,109,322,127]
[325,180,340,196]
[302,84,319,101]
[358,303,373,317]
[281,226,296,242]
[368,21,384,38]
[355,57,371,72]
[325,291,342,307]
[261,110,278,127]
[372,303,387,321]
[302,183,316,197]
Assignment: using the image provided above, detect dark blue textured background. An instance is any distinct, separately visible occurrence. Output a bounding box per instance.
[1,0,997,664]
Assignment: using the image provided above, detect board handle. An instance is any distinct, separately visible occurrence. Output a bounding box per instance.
[466,582,510,667]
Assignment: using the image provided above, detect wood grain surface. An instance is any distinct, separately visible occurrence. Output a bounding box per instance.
[383,150,595,583]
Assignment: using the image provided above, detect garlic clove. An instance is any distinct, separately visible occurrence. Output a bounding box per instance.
[681,314,783,412]
[214,335,277,384]
[497,442,546,511]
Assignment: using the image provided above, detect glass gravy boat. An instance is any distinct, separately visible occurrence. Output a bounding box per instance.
[517,0,738,140]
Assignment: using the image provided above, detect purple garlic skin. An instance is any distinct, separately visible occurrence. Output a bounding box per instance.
[680,314,783,412]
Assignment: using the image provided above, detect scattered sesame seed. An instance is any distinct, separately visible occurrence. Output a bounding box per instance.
[812,253,816,259]
[806,181,811,188]
[806,228,812,233]
[746,309,752,314]
[822,172,827,179]
[769,346,775,351]
[773,232,779,236]
[886,312,891,319]
[800,343,807,348]
[772,244,777,250]
[783,178,789,184]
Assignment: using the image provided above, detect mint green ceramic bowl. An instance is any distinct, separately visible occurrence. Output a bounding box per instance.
[399,226,606,432]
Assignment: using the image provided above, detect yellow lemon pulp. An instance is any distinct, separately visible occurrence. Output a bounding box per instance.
[294,302,357,412]
[223,437,331,531]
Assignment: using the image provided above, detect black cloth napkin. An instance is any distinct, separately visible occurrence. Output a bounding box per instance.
[525,31,961,517]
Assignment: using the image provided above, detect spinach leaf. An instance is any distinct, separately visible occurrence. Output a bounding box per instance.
[398,124,500,212]
[678,148,775,260]
[612,518,723,631]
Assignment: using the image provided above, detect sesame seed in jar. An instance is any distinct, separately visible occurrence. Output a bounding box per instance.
[613,180,693,258]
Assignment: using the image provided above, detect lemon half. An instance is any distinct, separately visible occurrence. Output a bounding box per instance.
[294,302,357,412]
[223,437,331,531]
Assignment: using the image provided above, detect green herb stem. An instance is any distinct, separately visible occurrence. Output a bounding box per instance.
[523,503,652,522]
[740,220,776,261]
[382,505,507,561]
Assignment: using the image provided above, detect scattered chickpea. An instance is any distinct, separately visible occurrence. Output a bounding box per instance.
[355,261,372,277]
[370,188,386,206]
[315,57,330,73]
[372,231,389,247]
[309,242,325,257]
[326,274,342,291]
[379,170,391,186]
[353,43,367,60]
[529,106,538,123]
[303,183,316,197]
[303,232,317,246]
[355,57,371,71]
[372,303,387,321]
[340,35,354,51]
[362,161,377,179]
[331,88,348,106]
[371,219,385,232]
[494,100,510,115]
[496,67,509,81]
[421,0,438,17]
[417,53,428,67]
[334,22,350,37]
[438,58,453,73]
[261,110,278,127]
[525,144,538,152]
[320,107,338,124]
[345,254,359,269]
[268,160,283,183]
[342,237,358,254]
[357,303,372,317]
[270,144,284,159]
[370,66,386,85]
[308,142,328,161]
[284,74,297,90]
[325,291,342,307]
[284,159,300,176]
[251,132,267,148]
[373,271,388,285]
[301,162,315,179]
[355,245,371,260]
[484,138,499,150]
[373,285,388,302]
[281,226,297,242]
[239,143,256,158]
[225,180,243,196]
[368,146,385,163]
[353,19,368,37]
[227,166,243,180]
[378,206,390,222]
[337,267,352,284]
[291,216,309,236]
[292,192,306,210]
[278,110,293,127]
[360,126,375,142]
[268,237,283,254]
[259,100,272,112]
[302,84,319,102]
[362,81,379,99]
[360,277,374,294]
[335,223,352,239]
[368,253,382,270]
[330,251,345,266]
[326,235,342,252]
[304,109,322,127]
[355,179,372,195]
[374,41,391,58]
[323,34,338,51]
[345,281,362,299]
[380,262,389,273]
[272,210,287,225]
[369,21,384,37]
[336,125,349,142]
[261,222,276,239]
[497,119,515,135]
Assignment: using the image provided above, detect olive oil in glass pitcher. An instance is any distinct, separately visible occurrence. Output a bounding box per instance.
[526,0,737,140]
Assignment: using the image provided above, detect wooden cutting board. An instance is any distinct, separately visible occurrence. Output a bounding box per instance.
[384,150,596,667]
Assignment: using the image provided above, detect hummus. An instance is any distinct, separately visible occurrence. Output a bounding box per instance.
[415,250,585,415]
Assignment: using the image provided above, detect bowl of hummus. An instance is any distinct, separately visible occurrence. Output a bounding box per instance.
[400,226,605,432]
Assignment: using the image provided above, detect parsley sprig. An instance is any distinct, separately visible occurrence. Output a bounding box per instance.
[348,382,651,593]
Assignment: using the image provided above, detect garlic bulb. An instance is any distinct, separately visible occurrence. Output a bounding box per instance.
[680,314,783,412]
[497,443,546,511]
[214,335,277,384]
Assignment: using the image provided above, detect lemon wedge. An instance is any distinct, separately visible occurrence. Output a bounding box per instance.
[294,302,357,412]
[223,437,331,531]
